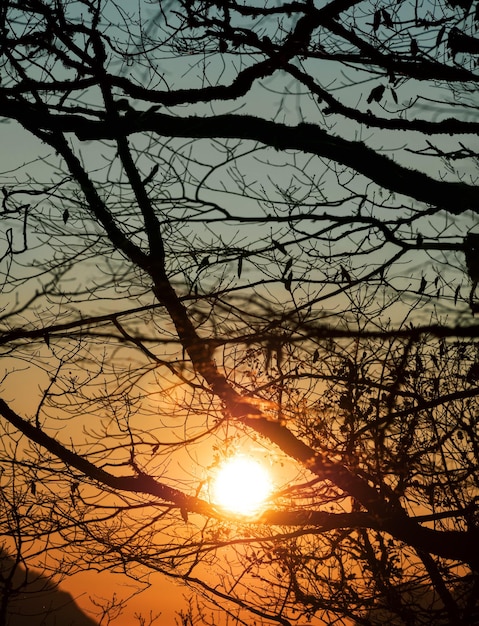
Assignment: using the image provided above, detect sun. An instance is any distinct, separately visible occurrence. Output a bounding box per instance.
[211,456,273,516]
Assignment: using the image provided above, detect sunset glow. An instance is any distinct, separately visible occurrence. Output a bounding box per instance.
[211,456,272,516]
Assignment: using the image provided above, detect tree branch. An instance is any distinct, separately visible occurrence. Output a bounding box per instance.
[4,104,475,214]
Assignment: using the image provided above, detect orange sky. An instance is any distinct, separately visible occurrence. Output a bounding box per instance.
[62,568,185,625]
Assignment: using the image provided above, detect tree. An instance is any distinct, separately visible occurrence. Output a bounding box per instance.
[1,0,479,624]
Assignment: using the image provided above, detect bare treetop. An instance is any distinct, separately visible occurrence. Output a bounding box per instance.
[1,1,479,625]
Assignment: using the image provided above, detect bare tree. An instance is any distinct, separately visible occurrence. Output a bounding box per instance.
[1,0,479,624]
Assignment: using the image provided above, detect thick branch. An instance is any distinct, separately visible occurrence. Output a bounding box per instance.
[0,398,210,515]
[5,104,476,214]
[2,316,479,348]
[260,509,478,566]
[1,397,477,566]
[245,416,479,567]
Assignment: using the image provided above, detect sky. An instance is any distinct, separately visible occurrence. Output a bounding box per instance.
[1,1,478,625]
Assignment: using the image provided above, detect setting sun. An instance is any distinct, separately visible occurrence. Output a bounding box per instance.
[211,456,273,516]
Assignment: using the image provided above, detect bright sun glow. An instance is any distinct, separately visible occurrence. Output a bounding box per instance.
[211,456,272,516]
